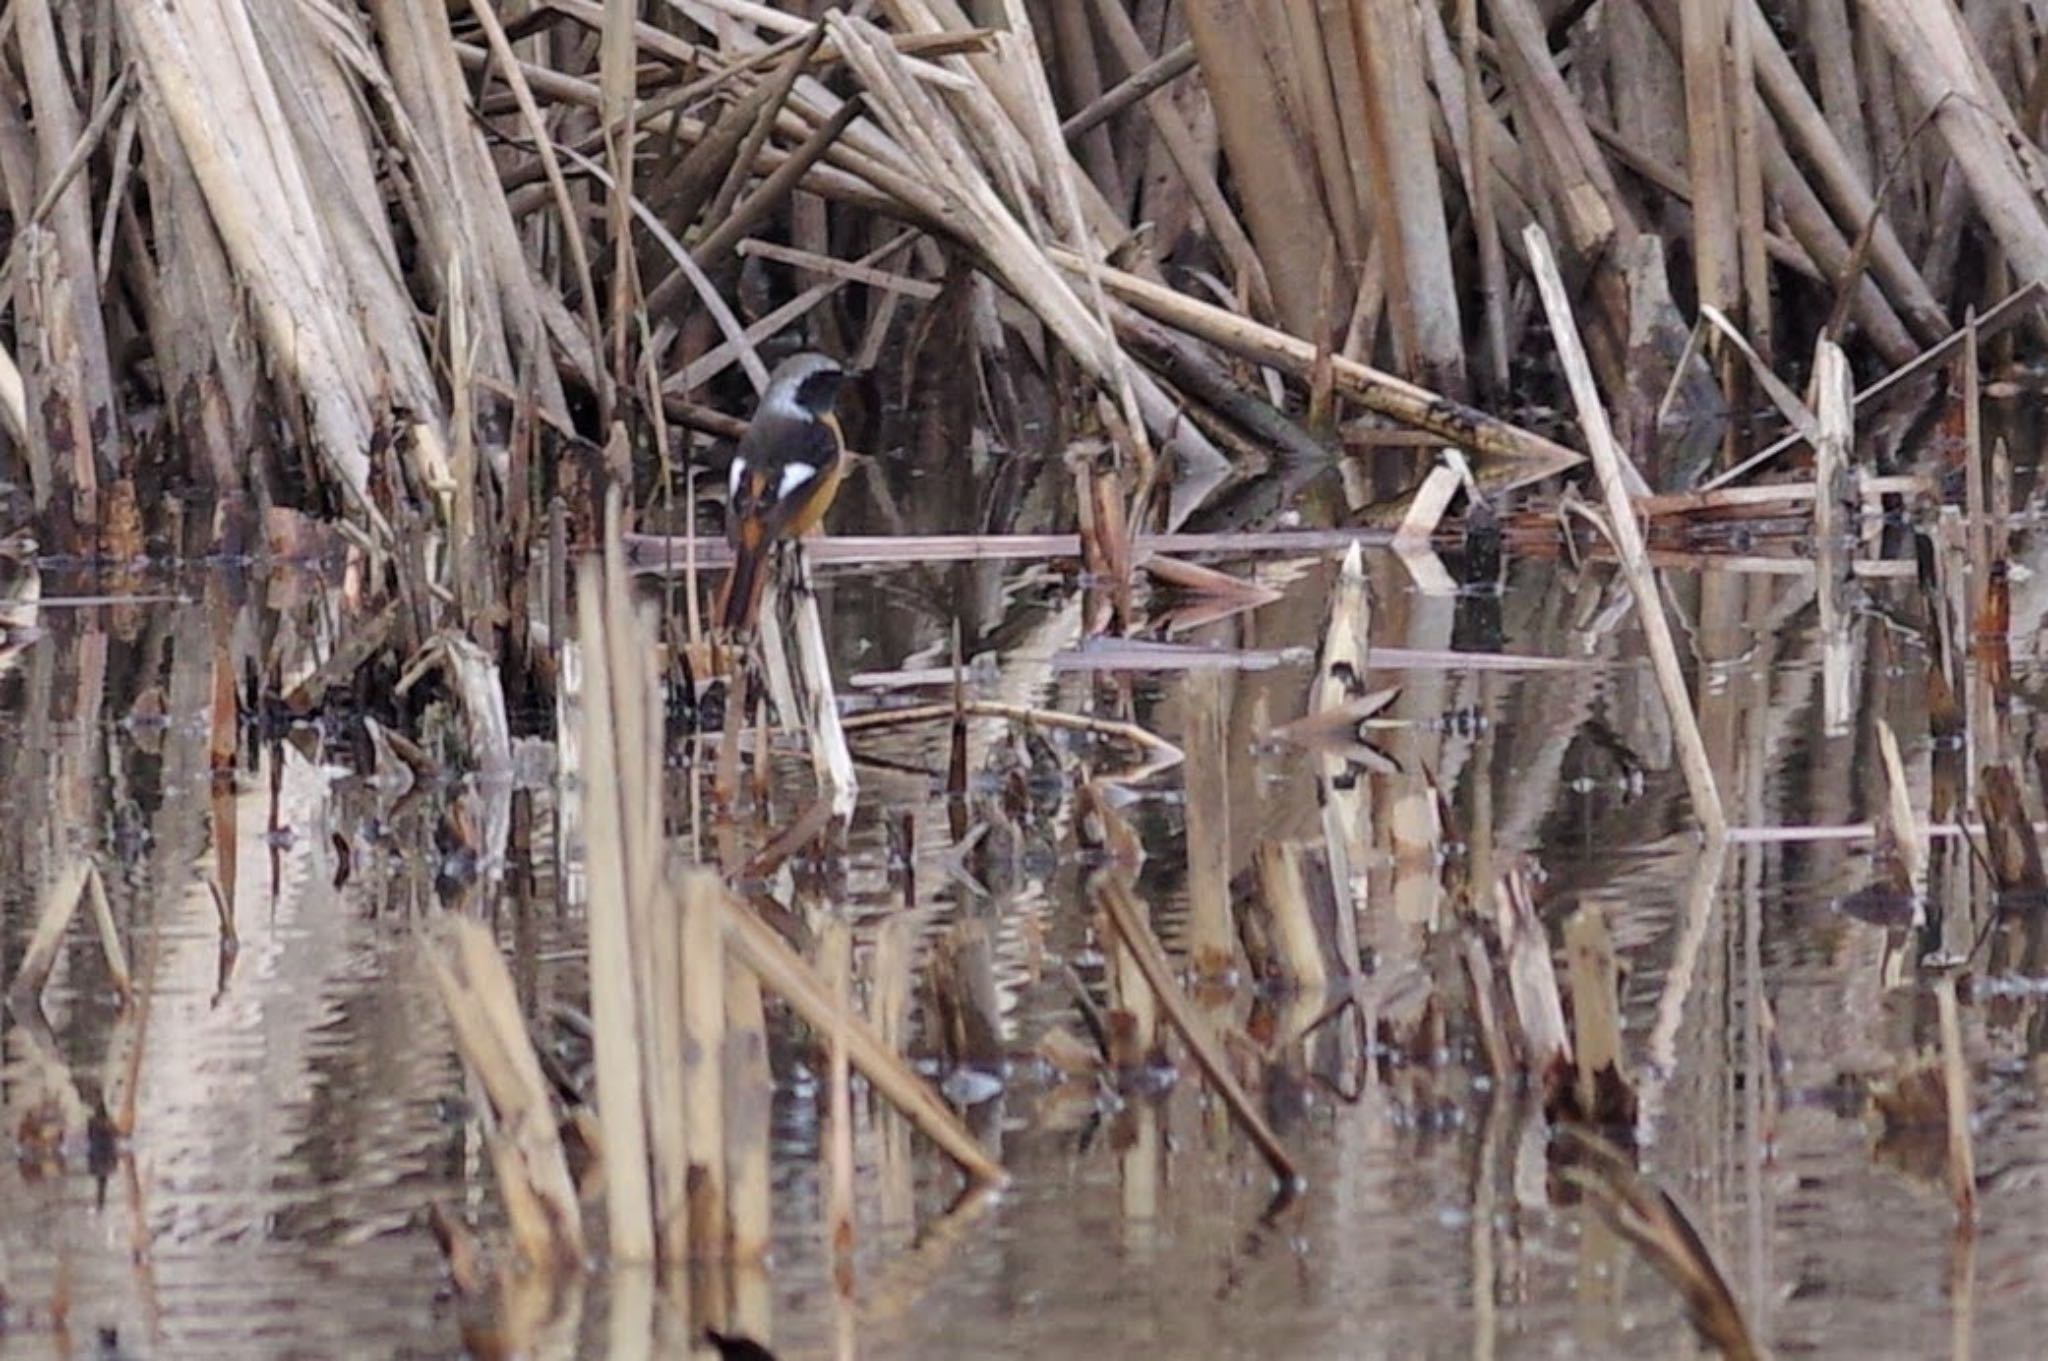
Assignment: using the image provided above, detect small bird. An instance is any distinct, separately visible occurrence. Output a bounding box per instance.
[721,352,849,633]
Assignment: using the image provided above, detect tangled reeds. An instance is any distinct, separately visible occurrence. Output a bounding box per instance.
[17,0,2048,1355]
[10,0,2045,564]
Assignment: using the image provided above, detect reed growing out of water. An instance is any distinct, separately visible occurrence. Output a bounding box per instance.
[20,1,2048,1352]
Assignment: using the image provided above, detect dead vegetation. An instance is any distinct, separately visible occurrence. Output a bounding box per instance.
[10,1,2048,1358]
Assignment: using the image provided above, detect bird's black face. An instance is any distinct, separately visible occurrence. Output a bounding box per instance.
[792,366,846,417]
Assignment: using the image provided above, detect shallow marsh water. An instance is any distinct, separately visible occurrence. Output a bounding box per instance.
[5,463,2048,1359]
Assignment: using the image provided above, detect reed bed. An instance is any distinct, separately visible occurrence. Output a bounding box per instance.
[13,1,2048,1356]
[11,0,2048,567]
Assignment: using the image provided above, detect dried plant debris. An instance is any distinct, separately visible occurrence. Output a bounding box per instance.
[1554,1127,1763,1361]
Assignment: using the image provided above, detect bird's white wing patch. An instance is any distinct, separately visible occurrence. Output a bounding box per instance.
[777,462,817,500]
[729,457,748,500]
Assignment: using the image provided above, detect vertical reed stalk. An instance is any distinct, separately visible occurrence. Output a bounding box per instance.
[1933,971,1976,1223]
[577,564,656,1264]
[681,868,730,1257]
[724,955,775,1266]
[1460,0,1509,396]
[1182,665,1235,978]
[1681,0,1740,320]
[1351,0,1464,393]
[821,917,857,1286]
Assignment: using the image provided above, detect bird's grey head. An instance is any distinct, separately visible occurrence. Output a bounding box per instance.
[763,352,846,420]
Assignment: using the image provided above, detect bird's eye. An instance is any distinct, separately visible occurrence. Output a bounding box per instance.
[777,462,816,500]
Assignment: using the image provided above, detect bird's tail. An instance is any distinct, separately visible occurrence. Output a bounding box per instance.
[721,542,773,634]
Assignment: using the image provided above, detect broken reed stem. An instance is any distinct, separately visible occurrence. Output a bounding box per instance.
[1563,899,1633,1127]
[1523,224,1725,843]
[1090,872,1300,1188]
[1495,862,1571,1083]
[786,544,859,816]
[1876,717,1925,887]
[427,917,586,1273]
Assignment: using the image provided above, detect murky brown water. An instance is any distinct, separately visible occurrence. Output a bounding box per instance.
[7,450,2048,1359]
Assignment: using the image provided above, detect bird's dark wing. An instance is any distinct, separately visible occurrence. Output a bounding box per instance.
[729,412,841,530]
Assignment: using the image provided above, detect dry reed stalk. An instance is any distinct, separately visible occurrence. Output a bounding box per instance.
[472,0,604,387]
[1706,281,2043,489]
[1562,900,1635,1129]
[1812,339,1855,734]
[1524,224,1725,843]
[7,3,124,541]
[1390,450,1472,549]
[1457,0,1509,396]
[1252,840,1331,1000]
[1734,2,1938,341]
[1286,3,1365,284]
[598,502,698,1276]
[724,955,774,1265]
[1047,0,1119,196]
[780,545,859,816]
[1932,971,1977,1223]
[1493,862,1569,1089]
[1485,0,1635,352]
[1182,665,1235,979]
[908,932,1008,1066]
[1312,543,1372,978]
[1556,1127,1762,1361]
[1178,0,1330,334]
[1876,718,1924,890]
[1051,250,1582,484]
[821,917,857,1281]
[600,0,639,406]
[118,0,405,536]
[1681,0,1741,324]
[1104,897,1159,1070]
[552,141,772,396]
[7,859,94,1005]
[576,564,657,1265]
[870,913,916,1055]
[367,0,569,419]
[427,917,586,1273]
[1090,872,1300,1187]
[1728,2,1770,363]
[721,891,1005,1185]
[1459,932,1514,1086]
[1866,0,2048,290]
[1963,314,1990,662]
[1059,36,1195,141]
[1352,0,1463,392]
[677,869,729,1258]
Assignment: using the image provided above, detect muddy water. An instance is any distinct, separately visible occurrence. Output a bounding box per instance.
[4,511,2048,1359]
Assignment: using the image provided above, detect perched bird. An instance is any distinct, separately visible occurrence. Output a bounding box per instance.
[721,352,848,633]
